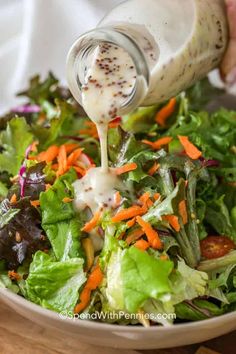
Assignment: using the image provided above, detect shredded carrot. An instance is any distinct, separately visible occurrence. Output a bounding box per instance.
[45,184,51,191]
[178,200,188,225]
[139,192,150,205]
[85,121,96,128]
[126,217,136,228]
[64,143,79,154]
[126,228,145,245]
[160,254,169,261]
[155,97,177,126]
[153,192,160,201]
[51,163,59,170]
[178,136,202,160]
[115,162,137,175]
[136,216,162,249]
[112,205,144,223]
[38,113,46,124]
[74,263,103,314]
[154,136,173,149]
[142,136,172,150]
[8,270,21,281]
[57,145,67,176]
[163,215,180,232]
[87,263,103,290]
[79,129,99,138]
[31,141,38,152]
[78,121,99,139]
[142,139,157,149]
[148,162,160,176]
[62,197,73,203]
[10,193,17,204]
[30,200,40,207]
[73,166,86,176]
[74,288,91,314]
[138,192,153,211]
[37,145,59,163]
[114,191,121,206]
[146,199,154,208]
[67,148,83,166]
[134,239,149,251]
[82,210,101,233]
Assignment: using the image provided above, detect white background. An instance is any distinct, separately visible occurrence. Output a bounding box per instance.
[0,0,121,113]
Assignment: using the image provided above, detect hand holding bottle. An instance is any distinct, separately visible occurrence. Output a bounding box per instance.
[221,0,236,85]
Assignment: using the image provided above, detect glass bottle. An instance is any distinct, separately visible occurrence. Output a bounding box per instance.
[66,0,228,114]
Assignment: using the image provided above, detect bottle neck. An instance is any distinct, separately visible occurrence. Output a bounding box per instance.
[66,26,150,115]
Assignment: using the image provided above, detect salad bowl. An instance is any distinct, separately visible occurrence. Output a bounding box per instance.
[0,74,236,349]
[1,288,236,349]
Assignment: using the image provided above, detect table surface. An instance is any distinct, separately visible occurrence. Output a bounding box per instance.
[0,300,235,354]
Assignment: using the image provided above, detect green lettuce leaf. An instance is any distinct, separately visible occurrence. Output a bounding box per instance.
[0,117,33,175]
[0,200,20,227]
[0,272,19,293]
[144,178,185,222]
[17,72,70,104]
[103,243,174,314]
[208,264,236,290]
[143,259,208,325]
[170,259,208,303]
[0,181,8,199]
[198,250,236,272]
[44,219,82,261]
[167,106,236,182]
[25,251,85,313]
[40,169,76,224]
[143,298,175,326]
[205,195,236,240]
[122,105,159,133]
[40,169,83,260]
[126,149,166,182]
[121,246,173,313]
[105,247,124,311]
[32,99,77,149]
[175,299,224,321]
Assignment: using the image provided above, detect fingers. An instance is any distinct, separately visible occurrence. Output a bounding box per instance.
[220,0,236,83]
[225,0,236,39]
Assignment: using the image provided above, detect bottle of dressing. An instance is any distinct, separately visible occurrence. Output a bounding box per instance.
[67,0,228,113]
[67,0,228,214]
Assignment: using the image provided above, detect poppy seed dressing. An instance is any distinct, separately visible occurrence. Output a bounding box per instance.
[81,43,136,171]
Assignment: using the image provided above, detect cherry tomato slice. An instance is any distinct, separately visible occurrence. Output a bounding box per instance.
[200,235,235,260]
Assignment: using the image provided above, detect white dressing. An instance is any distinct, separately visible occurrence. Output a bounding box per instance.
[73,43,136,213]
[73,167,124,213]
[81,43,136,172]
[81,43,136,127]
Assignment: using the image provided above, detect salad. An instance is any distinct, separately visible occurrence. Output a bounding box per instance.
[0,73,236,326]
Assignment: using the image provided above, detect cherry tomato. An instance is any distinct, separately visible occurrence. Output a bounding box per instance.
[200,235,235,259]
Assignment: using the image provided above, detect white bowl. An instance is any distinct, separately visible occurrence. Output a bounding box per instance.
[0,288,236,349]
[1,93,236,349]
